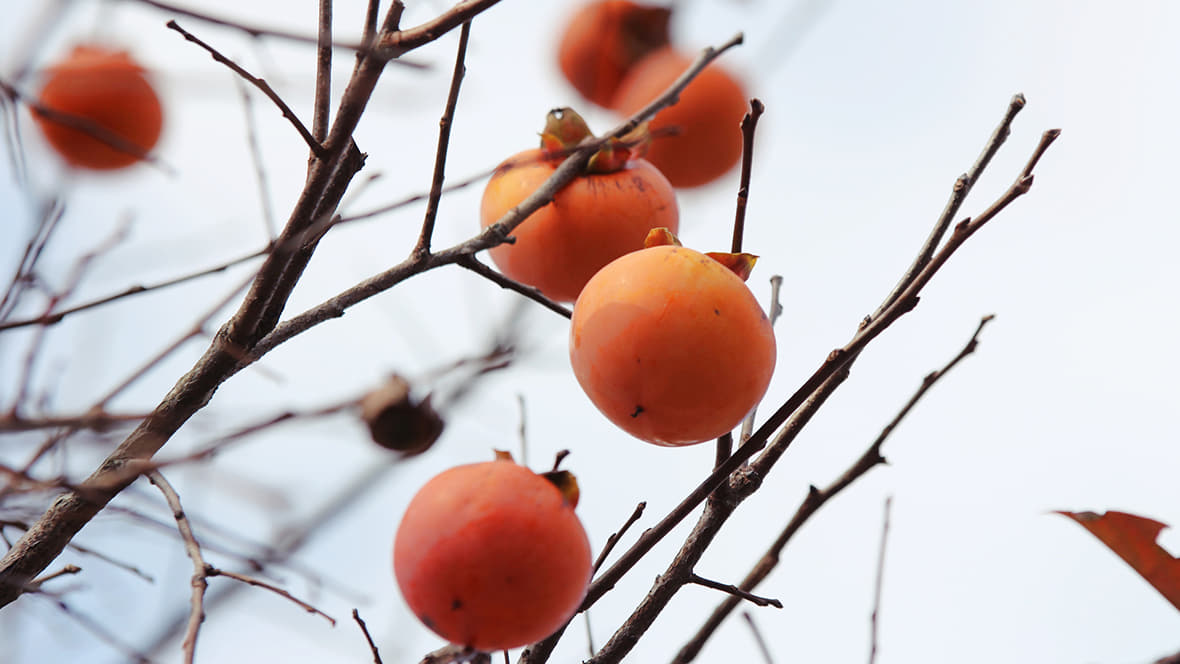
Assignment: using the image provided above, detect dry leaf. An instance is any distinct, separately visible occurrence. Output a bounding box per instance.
[1057,510,1180,612]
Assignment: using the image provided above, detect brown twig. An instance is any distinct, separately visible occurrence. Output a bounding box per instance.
[166,20,325,158]
[868,496,893,664]
[688,574,782,608]
[146,470,208,664]
[414,19,472,257]
[205,567,336,626]
[742,611,774,664]
[455,255,573,319]
[731,98,765,254]
[673,316,995,662]
[353,609,384,663]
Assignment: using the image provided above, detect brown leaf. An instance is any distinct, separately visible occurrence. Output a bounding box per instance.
[1058,510,1180,612]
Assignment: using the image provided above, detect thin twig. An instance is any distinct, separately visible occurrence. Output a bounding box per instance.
[878,94,1026,314]
[731,98,765,254]
[147,471,208,664]
[742,612,774,664]
[206,567,336,625]
[236,79,278,241]
[868,496,893,664]
[414,19,472,257]
[166,20,325,158]
[353,609,384,663]
[689,574,782,608]
[455,255,573,318]
[0,197,63,322]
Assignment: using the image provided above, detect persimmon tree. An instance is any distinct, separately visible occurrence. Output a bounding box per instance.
[6,2,1166,663]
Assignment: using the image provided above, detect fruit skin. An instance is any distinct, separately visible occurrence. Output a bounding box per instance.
[570,244,776,446]
[32,45,163,171]
[480,147,679,303]
[557,0,671,108]
[394,459,592,651]
[610,47,747,188]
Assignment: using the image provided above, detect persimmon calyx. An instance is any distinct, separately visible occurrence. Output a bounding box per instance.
[644,226,682,248]
[539,106,651,174]
[706,252,759,281]
[541,470,581,509]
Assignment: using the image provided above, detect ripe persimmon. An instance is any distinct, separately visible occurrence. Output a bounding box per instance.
[393,457,592,651]
[569,232,775,446]
[610,47,747,188]
[557,0,671,108]
[480,107,678,302]
[32,45,163,171]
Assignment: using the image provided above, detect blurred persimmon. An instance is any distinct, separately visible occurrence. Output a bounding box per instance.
[32,45,163,171]
[556,0,671,108]
[611,47,747,188]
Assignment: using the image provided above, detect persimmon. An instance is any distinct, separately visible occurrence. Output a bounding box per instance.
[479,107,678,302]
[610,47,747,188]
[556,0,671,108]
[393,456,592,651]
[569,231,775,446]
[32,45,163,171]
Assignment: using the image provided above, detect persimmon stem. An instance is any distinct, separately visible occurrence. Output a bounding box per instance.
[731,98,765,254]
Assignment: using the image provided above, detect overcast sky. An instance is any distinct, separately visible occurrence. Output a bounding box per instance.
[1,1,1178,663]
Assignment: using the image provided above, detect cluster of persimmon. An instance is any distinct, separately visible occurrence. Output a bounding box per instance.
[30,44,163,171]
[557,0,749,188]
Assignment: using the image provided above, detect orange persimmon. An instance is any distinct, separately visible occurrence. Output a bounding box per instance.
[393,457,592,651]
[569,234,775,446]
[480,108,678,302]
[610,47,747,188]
[32,45,163,171]
[557,0,671,108]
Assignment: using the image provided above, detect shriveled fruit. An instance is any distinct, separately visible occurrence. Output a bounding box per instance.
[393,457,592,651]
[32,45,163,171]
[569,234,775,446]
[610,47,747,188]
[557,0,671,107]
[480,107,678,302]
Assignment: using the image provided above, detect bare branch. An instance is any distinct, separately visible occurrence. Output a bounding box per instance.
[742,612,774,664]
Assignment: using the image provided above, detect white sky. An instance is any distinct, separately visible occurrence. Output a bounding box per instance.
[1,0,1178,663]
